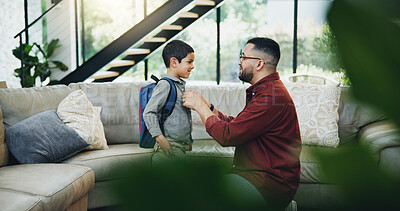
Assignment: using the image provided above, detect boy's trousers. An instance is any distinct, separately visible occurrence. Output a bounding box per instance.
[151,141,191,167]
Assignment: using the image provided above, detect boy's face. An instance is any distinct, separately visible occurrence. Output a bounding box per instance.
[172,52,195,79]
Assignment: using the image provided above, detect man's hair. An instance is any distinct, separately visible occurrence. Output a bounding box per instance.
[162,40,194,68]
[247,37,280,66]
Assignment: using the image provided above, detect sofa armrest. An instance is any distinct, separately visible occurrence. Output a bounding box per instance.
[380,147,400,179]
[358,120,400,164]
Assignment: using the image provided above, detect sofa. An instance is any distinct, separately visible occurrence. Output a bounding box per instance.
[1,79,399,210]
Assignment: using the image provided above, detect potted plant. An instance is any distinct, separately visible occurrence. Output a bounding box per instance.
[12,39,68,87]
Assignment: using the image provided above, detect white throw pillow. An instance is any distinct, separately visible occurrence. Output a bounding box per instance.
[284,81,341,147]
[57,90,108,150]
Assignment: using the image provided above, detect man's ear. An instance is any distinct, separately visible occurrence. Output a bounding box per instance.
[256,60,264,71]
[170,57,178,68]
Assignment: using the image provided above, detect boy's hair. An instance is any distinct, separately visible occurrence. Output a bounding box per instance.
[162,40,194,68]
[247,37,280,66]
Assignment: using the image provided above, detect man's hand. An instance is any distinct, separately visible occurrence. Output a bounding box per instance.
[183,90,217,124]
[189,90,211,108]
[155,135,173,157]
[182,90,204,111]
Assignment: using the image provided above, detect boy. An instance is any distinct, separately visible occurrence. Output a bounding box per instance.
[143,40,194,163]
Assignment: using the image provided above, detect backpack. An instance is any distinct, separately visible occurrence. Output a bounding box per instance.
[139,75,177,148]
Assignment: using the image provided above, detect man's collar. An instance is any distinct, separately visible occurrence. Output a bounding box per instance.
[246,72,280,92]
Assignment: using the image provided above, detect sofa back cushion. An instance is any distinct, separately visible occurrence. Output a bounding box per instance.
[186,82,249,139]
[0,85,78,129]
[338,87,387,145]
[69,82,149,144]
[0,105,9,166]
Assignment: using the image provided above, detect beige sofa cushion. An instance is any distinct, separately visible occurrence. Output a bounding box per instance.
[298,145,337,183]
[57,90,108,150]
[338,87,387,145]
[0,105,8,166]
[0,164,94,210]
[359,120,400,161]
[284,81,341,147]
[63,144,153,182]
[0,85,78,128]
[0,190,43,211]
[188,139,235,158]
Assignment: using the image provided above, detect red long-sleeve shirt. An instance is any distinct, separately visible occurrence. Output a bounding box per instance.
[205,72,301,209]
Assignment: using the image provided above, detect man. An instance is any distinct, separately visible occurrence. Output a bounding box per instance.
[182,37,301,210]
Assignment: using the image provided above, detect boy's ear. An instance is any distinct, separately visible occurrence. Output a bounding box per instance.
[170,57,178,68]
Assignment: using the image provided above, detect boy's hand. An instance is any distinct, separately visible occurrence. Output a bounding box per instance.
[156,135,173,157]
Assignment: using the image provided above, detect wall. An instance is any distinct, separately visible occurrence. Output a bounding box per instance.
[0,0,75,87]
[0,0,39,88]
[46,0,78,81]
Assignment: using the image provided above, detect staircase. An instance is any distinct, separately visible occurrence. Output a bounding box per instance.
[57,0,224,85]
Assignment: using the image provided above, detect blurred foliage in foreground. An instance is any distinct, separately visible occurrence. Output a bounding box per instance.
[314,0,400,210]
[316,145,400,210]
[112,159,269,211]
[112,1,400,210]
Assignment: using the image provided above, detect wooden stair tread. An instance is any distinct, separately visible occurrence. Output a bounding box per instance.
[90,71,120,80]
[162,25,183,30]
[124,48,151,55]
[106,60,135,68]
[178,12,199,19]
[143,37,167,42]
[194,0,216,6]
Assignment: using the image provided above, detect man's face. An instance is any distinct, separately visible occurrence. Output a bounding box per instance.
[238,44,258,83]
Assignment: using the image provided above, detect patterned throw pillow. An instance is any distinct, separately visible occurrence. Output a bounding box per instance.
[57,90,109,150]
[284,81,341,147]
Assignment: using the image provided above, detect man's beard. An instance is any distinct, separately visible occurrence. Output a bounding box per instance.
[239,69,253,83]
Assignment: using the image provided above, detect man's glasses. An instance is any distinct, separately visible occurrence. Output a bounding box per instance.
[239,49,276,66]
[239,49,262,62]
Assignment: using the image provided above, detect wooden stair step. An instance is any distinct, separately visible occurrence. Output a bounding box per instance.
[162,25,183,30]
[124,48,151,55]
[106,60,135,68]
[194,0,216,6]
[178,12,199,19]
[143,37,167,43]
[90,71,120,80]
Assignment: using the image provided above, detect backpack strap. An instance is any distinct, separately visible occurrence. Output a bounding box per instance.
[151,74,160,83]
[159,77,177,129]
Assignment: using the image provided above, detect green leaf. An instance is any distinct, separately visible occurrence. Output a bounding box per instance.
[35,63,47,74]
[46,39,60,58]
[33,42,47,59]
[51,60,68,71]
[14,68,21,77]
[12,43,33,60]
[23,56,39,66]
[328,0,400,126]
